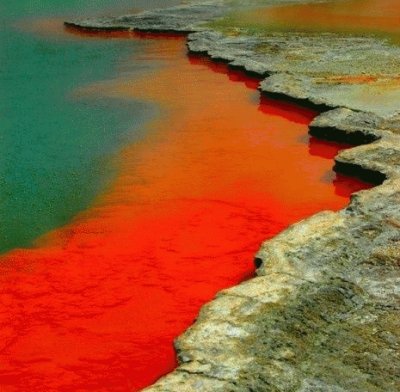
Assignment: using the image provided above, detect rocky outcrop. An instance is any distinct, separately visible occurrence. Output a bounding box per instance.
[66,1,400,391]
[310,108,400,141]
[64,0,328,34]
[64,1,228,33]
[188,30,400,117]
[144,180,400,391]
[141,104,400,390]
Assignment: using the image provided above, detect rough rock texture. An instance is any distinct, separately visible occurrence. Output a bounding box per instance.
[188,30,400,117]
[142,123,400,391]
[310,108,400,142]
[308,108,400,184]
[145,180,400,391]
[65,1,400,391]
[65,1,228,33]
[65,1,325,34]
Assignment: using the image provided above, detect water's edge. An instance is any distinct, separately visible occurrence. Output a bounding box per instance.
[66,2,400,390]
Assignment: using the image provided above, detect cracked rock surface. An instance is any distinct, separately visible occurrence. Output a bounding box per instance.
[66,1,400,391]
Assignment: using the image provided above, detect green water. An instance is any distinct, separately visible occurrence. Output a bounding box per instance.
[0,1,180,253]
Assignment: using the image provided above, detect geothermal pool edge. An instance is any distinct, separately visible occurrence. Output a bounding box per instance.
[66,2,400,391]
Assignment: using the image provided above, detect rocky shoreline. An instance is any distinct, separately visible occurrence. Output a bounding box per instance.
[66,1,400,390]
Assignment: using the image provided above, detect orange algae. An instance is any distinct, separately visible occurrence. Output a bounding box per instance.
[229,0,400,42]
[0,34,372,392]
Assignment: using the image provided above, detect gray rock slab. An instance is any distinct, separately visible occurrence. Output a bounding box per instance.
[65,1,228,32]
[310,108,400,138]
[145,180,400,392]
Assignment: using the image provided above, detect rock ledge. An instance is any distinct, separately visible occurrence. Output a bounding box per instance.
[66,2,400,391]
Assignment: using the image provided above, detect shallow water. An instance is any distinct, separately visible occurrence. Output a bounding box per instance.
[0,1,182,253]
[0,24,372,391]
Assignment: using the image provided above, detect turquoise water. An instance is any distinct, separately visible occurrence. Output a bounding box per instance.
[0,1,179,252]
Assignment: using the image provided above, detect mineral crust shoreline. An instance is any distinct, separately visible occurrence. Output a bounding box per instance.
[66,1,400,390]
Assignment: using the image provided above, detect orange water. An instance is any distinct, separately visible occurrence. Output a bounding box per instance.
[0,32,372,392]
[233,0,400,41]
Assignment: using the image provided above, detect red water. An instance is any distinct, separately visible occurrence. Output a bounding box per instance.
[0,33,372,392]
